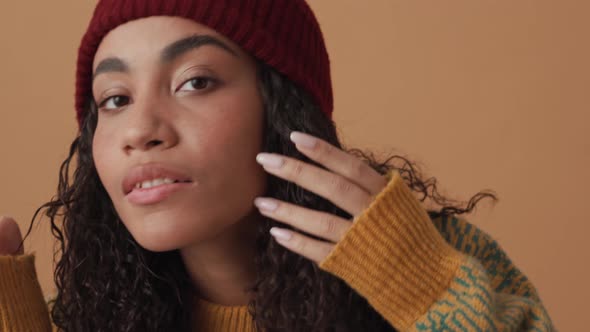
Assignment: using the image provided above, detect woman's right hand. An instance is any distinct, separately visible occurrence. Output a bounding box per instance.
[0,216,24,255]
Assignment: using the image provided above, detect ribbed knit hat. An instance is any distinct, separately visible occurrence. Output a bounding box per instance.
[75,0,333,129]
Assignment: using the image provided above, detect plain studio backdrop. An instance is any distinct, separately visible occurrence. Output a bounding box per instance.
[1,1,588,330]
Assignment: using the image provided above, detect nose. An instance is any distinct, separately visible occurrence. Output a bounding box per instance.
[121,95,179,155]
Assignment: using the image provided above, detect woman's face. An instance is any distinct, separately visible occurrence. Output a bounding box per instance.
[91,16,266,252]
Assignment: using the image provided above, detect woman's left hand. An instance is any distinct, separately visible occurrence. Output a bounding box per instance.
[254,131,390,264]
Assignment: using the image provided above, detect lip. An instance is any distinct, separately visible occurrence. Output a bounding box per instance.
[126,181,193,205]
[122,163,193,196]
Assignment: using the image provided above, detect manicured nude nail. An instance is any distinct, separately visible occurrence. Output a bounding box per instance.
[254,197,278,211]
[290,131,317,149]
[270,227,292,241]
[256,153,284,168]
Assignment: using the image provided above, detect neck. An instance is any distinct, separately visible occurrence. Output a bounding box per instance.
[180,211,260,306]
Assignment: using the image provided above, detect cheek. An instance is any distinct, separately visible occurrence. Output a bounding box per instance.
[214,84,264,144]
[202,93,264,177]
[180,82,265,165]
[92,130,119,197]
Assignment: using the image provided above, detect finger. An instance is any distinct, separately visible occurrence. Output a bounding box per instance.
[255,197,351,243]
[0,216,24,255]
[290,131,388,195]
[257,153,371,216]
[269,227,334,264]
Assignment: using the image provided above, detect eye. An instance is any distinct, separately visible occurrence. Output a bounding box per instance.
[99,95,130,111]
[177,76,217,92]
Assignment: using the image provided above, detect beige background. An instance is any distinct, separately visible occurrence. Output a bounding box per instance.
[1,1,587,330]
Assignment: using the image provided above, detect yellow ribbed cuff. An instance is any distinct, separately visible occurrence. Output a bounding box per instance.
[0,254,52,332]
[319,170,465,330]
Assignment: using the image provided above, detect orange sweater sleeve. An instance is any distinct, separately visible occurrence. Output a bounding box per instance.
[319,170,554,331]
[0,254,52,332]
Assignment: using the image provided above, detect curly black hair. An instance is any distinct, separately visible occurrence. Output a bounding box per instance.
[21,59,498,331]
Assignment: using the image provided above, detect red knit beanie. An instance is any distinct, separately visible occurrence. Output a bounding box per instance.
[75,0,333,129]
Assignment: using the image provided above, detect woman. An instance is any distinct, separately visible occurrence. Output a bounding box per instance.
[0,0,553,331]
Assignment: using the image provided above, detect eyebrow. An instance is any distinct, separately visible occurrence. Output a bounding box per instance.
[92,34,239,81]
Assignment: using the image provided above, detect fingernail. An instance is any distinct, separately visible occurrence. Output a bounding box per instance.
[256,153,284,168]
[270,227,292,241]
[254,197,278,211]
[290,131,317,149]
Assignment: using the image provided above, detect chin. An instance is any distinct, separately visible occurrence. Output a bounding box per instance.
[136,238,181,253]
[119,216,188,252]
[132,230,195,252]
[125,214,219,253]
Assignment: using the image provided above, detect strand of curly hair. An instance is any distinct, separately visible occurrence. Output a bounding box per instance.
[20,60,498,331]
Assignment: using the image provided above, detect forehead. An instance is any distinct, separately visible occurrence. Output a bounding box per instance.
[93,16,245,71]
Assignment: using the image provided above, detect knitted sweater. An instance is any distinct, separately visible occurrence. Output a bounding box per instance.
[0,170,554,331]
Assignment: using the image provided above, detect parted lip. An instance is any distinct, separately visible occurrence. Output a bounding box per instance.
[122,163,193,195]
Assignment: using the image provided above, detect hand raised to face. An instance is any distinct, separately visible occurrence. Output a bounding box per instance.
[254,131,390,264]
